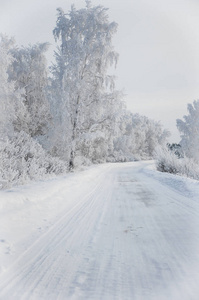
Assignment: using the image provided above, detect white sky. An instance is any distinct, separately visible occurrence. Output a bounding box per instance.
[1,0,199,142]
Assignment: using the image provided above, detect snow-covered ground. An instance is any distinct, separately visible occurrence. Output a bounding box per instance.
[0,161,199,300]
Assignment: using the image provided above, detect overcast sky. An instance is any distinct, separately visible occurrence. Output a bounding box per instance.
[1,0,199,142]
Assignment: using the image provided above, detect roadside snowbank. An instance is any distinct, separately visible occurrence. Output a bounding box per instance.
[144,160,199,201]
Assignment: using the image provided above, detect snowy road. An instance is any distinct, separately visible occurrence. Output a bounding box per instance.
[0,162,199,300]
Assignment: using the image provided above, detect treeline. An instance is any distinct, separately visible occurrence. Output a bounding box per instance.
[0,2,169,188]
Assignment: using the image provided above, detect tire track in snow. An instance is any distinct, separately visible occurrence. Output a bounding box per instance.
[0,166,114,300]
[0,162,199,300]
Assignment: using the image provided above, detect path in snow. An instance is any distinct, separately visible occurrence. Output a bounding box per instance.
[0,162,199,300]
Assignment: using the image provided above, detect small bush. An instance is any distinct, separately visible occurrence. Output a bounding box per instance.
[154,145,199,180]
[0,131,68,189]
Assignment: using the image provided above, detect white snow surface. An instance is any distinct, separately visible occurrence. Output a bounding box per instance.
[0,161,199,300]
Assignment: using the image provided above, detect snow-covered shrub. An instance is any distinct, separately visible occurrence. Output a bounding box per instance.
[73,155,92,169]
[179,157,199,180]
[155,99,199,180]
[155,145,181,174]
[0,132,68,189]
[155,145,199,180]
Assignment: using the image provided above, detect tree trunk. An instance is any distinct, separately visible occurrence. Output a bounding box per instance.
[69,95,80,170]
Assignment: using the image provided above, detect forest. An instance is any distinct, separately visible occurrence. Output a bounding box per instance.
[0,2,198,189]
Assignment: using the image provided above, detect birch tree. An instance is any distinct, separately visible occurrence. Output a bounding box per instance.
[51,1,120,167]
[9,43,51,138]
[0,35,21,138]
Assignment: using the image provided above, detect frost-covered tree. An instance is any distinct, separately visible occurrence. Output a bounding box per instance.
[0,35,20,138]
[50,1,121,167]
[144,117,170,157]
[155,99,199,179]
[9,43,51,138]
[0,36,68,189]
[177,100,199,162]
[113,113,170,160]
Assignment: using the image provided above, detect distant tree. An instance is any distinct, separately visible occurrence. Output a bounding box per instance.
[177,100,199,162]
[167,143,182,158]
[144,118,170,157]
[50,1,121,167]
[113,113,170,160]
[9,43,51,138]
